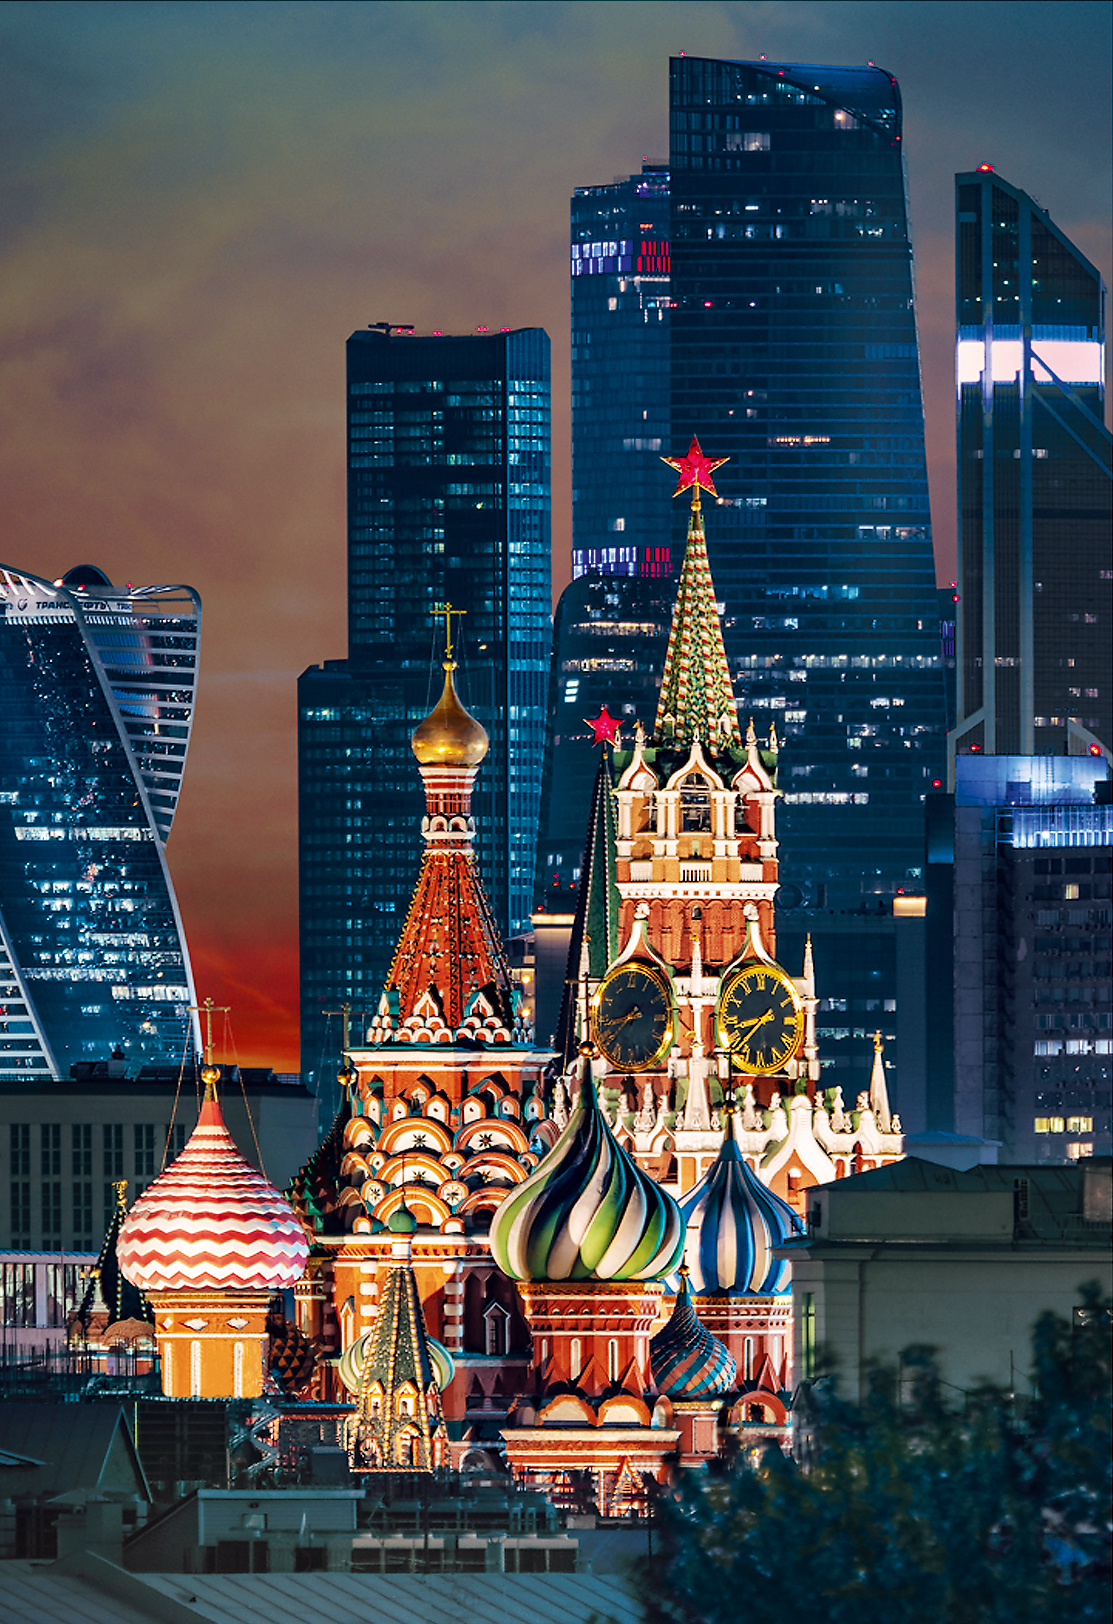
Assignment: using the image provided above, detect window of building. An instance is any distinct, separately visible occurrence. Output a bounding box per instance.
[10,1182,31,1244]
[484,1303,510,1357]
[1033,1116,1065,1133]
[10,1124,29,1177]
[72,1124,92,1177]
[1066,1116,1093,1133]
[1,1263,35,1327]
[801,1293,816,1381]
[46,1263,83,1327]
[73,1182,93,1247]
[103,1124,124,1179]
[1066,1142,1093,1160]
[680,776,712,831]
[42,1181,61,1244]
[134,1125,157,1180]
[41,1124,60,1177]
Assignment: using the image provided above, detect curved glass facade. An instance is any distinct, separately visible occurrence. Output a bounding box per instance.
[0,567,200,1078]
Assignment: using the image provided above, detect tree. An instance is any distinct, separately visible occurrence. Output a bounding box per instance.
[642,1288,1110,1624]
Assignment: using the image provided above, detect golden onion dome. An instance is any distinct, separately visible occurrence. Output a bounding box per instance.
[411,661,489,768]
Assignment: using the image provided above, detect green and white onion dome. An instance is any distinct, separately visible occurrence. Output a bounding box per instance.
[338,1329,455,1394]
[490,1057,683,1282]
[673,1109,802,1296]
[650,1270,736,1399]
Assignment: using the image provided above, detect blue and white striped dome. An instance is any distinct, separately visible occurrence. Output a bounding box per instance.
[650,1271,736,1399]
[674,1110,802,1295]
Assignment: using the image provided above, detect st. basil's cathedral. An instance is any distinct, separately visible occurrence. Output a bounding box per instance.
[92,442,904,1511]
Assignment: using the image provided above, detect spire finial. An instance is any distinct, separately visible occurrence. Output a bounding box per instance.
[869,1031,892,1133]
[661,436,729,510]
[653,440,739,748]
[432,601,466,668]
[190,996,230,1098]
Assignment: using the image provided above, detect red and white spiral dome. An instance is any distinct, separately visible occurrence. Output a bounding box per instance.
[118,1077,308,1293]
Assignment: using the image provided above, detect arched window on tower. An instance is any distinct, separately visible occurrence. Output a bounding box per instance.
[463,1272,485,1352]
[680,776,712,831]
[484,1302,510,1357]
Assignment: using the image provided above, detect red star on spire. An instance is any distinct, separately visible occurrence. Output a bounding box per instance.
[661,436,729,500]
[585,705,621,745]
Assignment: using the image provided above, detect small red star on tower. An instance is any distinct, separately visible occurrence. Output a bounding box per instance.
[661,436,729,500]
[585,705,621,745]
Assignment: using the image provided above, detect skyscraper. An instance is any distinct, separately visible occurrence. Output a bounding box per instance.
[532,163,674,995]
[0,565,200,1078]
[668,56,946,911]
[953,167,1111,759]
[571,162,672,579]
[929,756,1111,1163]
[299,328,551,1091]
[539,60,948,1106]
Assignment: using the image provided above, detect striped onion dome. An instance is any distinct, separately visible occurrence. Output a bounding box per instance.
[118,1077,308,1293]
[338,1327,455,1395]
[675,1108,802,1296]
[650,1270,736,1399]
[490,1057,683,1282]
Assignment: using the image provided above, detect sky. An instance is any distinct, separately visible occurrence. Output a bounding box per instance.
[2,0,1110,1070]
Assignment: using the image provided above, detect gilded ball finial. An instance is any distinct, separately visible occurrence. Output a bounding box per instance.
[201,1062,220,1096]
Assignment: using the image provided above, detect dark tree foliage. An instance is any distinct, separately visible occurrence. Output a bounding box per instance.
[642,1288,1111,1624]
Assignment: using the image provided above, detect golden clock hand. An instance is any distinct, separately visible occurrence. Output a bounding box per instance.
[735,1009,773,1037]
[598,1006,643,1033]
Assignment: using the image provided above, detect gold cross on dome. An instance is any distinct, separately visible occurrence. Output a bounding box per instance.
[189,996,230,1066]
[432,602,467,662]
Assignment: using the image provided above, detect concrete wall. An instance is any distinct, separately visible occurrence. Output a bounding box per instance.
[792,1246,1112,1402]
[126,1489,361,1571]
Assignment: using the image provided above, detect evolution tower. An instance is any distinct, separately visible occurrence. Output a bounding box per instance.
[0,566,200,1078]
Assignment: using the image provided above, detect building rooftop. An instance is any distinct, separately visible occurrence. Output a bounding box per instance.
[7,1560,642,1624]
[794,1156,1111,1246]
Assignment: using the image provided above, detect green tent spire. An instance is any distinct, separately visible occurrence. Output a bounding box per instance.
[555,746,620,1063]
[655,438,740,749]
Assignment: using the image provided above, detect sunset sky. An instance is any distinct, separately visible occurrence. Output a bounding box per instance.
[2,1,1109,1069]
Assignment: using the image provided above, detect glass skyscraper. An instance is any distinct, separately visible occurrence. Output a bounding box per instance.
[299,328,551,1092]
[571,162,672,579]
[0,565,200,1079]
[533,571,674,918]
[953,166,1110,759]
[533,164,674,943]
[668,56,946,912]
[538,58,949,1112]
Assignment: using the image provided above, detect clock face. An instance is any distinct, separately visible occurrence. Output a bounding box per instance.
[717,963,805,1075]
[591,961,674,1073]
